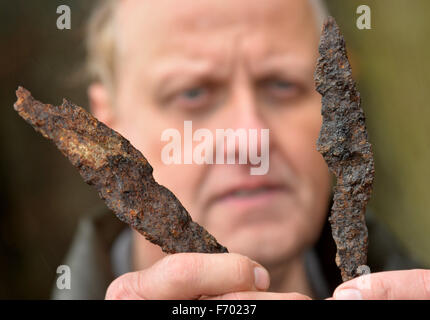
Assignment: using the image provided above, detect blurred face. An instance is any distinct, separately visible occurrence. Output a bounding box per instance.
[104,0,330,266]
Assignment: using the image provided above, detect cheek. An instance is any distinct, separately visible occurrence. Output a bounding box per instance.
[274,105,327,181]
[113,94,205,220]
[271,105,331,228]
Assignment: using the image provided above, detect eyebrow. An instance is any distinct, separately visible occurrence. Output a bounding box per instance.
[249,55,313,83]
[152,58,230,93]
[151,53,313,98]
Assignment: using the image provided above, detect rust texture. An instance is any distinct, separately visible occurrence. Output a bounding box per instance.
[14,87,228,254]
[315,17,375,281]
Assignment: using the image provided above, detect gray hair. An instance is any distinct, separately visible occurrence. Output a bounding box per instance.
[86,0,329,88]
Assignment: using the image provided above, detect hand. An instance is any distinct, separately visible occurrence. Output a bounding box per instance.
[332,269,430,300]
[105,252,311,300]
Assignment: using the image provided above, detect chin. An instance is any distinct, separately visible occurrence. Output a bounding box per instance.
[217,220,307,266]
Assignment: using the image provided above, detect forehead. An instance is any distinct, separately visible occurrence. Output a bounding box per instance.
[116,0,319,71]
[118,0,315,29]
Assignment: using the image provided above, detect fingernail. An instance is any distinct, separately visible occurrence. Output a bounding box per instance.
[334,288,363,300]
[254,267,270,290]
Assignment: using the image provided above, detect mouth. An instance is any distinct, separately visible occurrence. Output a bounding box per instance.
[225,185,282,197]
[209,182,289,210]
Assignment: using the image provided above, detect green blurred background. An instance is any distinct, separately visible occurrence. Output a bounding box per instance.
[0,0,429,298]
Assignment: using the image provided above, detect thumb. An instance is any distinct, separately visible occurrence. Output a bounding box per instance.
[333,269,430,300]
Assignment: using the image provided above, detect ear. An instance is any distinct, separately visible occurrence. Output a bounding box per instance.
[88,83,115,127]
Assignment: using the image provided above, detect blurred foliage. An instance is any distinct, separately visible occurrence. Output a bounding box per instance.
[0,0,429,298]
[0,0,101,299]
[326,0,430,267]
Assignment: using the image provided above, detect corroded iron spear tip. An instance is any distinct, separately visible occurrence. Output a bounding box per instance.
[14,86,228,255]
[315,17,375,281]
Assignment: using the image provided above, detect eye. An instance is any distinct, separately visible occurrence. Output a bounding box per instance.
[271,79,292,89]
[182,87,205,99]
[266,79,294,93]
[172,86,211,110]
[259,78,300,103]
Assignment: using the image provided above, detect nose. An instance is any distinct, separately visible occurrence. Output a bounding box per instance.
[217,69,271,171]
[230,76,266,133]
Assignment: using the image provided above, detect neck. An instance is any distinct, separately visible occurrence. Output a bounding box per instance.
[265,254,313,297]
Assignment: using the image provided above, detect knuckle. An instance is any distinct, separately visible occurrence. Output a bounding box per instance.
[231,254,254,289]
[161,253,203,287]
[133,270,148,299]
[371,275,391,299]
[416,269,430,297]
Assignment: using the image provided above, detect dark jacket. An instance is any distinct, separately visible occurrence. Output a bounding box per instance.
[51,206,421,299]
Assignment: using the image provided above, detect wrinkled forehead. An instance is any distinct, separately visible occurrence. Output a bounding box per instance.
[116,0,317,29]
[115,0,320,65]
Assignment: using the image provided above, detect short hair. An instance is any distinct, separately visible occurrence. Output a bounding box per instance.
[86,0,116,90]
[86,0,328,90]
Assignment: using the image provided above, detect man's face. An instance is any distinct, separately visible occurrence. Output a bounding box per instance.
[103,0,330,265]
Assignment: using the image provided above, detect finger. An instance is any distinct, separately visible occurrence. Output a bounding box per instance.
[204,291,311,300]
[333,269,430,300]
[106,252,270,300]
